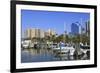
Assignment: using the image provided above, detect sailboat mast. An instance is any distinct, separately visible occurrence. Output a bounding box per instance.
[80,18,82,43]
[64,22,67,43]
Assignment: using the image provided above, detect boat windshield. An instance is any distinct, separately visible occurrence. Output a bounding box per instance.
[59,43,66,47]
[80,45,90,49]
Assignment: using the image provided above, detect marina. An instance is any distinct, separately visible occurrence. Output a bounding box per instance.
[21,10,90,63]
[21,42,90,63]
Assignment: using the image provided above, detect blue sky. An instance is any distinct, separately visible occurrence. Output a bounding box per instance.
[21,9,90,35]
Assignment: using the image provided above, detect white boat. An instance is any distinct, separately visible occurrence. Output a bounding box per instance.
[21,40,31,49]
[80,43,90,54]
[52,43,75,56]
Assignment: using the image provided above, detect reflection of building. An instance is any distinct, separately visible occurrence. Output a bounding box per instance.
[24,28,45,39]
[71,23,79,35]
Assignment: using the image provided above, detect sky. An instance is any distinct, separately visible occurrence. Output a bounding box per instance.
[21,9,90,36]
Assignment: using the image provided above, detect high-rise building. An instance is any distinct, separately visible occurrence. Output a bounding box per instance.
[71,23,79,35]
[40,30,45,38]
[24,28,45,39]
[24,29,31,38]
[85,21,90,36]
[45,29,56,37]
[31,28,36,38]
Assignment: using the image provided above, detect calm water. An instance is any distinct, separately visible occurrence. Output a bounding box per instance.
[21,48,89,63]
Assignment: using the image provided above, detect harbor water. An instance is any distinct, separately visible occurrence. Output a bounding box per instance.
[21,48,90,63]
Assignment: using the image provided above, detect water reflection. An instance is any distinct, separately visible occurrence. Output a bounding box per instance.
[21,48,90,63]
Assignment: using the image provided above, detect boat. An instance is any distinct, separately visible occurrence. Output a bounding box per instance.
[21,40,30,49]
[21,39,34,49]
[52,43,75,56]
[80,43,90,54]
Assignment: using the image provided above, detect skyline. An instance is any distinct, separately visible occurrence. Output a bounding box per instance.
[21,9,90,37]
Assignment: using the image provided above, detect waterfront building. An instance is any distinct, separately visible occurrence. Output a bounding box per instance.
[24,28,45,39]
[45,29,56,37]
[24,28,31,39]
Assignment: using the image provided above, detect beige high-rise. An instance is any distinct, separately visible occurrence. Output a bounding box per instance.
[24,28,45,39]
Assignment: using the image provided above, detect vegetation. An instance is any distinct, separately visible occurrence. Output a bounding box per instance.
[26,32,90,46]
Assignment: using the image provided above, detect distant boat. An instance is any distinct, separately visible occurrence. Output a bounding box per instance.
[21,40,30,49]
[80,43,90,54]
[21,40,34,49]
[52,43,75,56]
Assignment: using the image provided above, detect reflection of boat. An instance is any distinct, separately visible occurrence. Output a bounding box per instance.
[52,43,75,56]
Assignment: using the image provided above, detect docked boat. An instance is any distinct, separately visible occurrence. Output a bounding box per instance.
[80,43,90,54]
[21,40,30,49]
[21,39,34,49]
[52,43,75,56]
